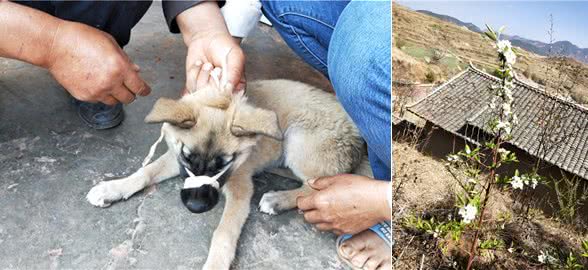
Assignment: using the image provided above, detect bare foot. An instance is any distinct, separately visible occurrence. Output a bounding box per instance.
[339,230,391,270]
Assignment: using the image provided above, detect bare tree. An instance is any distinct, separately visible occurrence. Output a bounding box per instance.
[533,14,583,173]
[529,14,588,224]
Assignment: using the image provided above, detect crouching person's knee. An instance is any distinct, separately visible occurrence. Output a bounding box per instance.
[327,1,391,107]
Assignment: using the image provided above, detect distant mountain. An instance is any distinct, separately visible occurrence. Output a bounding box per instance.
[508,36,588,63]
[416,9,588,64]
[416,10,482,33]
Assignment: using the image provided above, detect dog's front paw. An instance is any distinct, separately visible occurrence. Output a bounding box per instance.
[259,191,292,215]
[86,181,124,207]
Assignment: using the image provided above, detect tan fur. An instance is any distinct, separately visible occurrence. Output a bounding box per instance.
[144,98,196,128]
[87,79,368,270]
[231,103,283,140]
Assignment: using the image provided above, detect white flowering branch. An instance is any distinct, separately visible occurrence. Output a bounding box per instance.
[487,27,518,138]
[457,24,540,269]
[461,25,518,270]
[406,24,551,269]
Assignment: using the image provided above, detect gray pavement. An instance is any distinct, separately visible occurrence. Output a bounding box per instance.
[0,3,341,270]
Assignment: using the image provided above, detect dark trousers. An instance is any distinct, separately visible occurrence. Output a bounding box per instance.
[15,1,153,47]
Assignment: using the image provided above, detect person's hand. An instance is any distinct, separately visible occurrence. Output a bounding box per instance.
[184,31,245,93]
[176,2,246,94]
[46,21,151,105]
[297,174,390,235]
[182,62,228,96]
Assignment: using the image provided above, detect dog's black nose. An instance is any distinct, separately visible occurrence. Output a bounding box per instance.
[180,184,219,213]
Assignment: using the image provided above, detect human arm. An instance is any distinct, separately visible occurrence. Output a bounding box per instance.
[0,1,150,104]
[0,0,59,68]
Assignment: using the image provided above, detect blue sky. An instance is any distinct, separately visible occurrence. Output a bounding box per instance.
[397,1,588,48]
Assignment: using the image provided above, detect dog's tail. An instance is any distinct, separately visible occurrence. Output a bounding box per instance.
[353,155,373,178]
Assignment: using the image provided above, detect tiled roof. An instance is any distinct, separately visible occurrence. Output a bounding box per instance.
[392,114,403,125]
[408,65,588,179]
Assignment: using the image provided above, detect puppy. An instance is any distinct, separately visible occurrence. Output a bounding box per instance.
[87,79,369,269]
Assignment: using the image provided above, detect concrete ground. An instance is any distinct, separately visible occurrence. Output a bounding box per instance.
[0,3,343,270]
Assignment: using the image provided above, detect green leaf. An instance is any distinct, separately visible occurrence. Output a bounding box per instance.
[582,240,588,257]
[485,141,496,149]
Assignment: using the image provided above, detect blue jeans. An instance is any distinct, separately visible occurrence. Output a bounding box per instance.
[262,1,391,181]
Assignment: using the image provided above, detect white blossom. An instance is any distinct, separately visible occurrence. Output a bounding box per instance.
[510,175,524,190]
[502,86,513,101]
[538,252,547,264]
[512,175,539,190]
[524,175,539,189]
[496,121,508,129]
[538,250,556,264]
[495,121,512,135]
[459,204,478,224]
[490,36,518,137]
[507,247,514,253]
[522,175,529,185]
[447,154,461,162]
[530,178,538,189]
[502,102,511,112]
[495,39,516,67]
[503,49,517,66]
[496,40,512,52]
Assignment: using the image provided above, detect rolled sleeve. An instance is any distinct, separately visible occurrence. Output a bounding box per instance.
[163,0,225,33]
[221,0,261,38]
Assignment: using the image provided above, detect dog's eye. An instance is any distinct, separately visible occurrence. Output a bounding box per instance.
[176,120,195,129]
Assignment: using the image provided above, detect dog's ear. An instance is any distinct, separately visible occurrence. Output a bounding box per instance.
[144,98,196,128]
[231,104,283,140]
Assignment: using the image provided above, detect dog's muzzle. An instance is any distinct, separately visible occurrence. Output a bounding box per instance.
[180,162,232,213]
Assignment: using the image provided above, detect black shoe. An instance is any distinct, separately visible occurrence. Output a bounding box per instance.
[73,100,125,130]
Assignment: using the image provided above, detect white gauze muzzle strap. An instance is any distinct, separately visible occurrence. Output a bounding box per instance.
[183,162,232,190]
[142,126,165,168]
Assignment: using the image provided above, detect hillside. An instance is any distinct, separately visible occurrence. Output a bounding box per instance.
[393,3,588,104]
[416,10,482,33]
[417,9,588,64]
